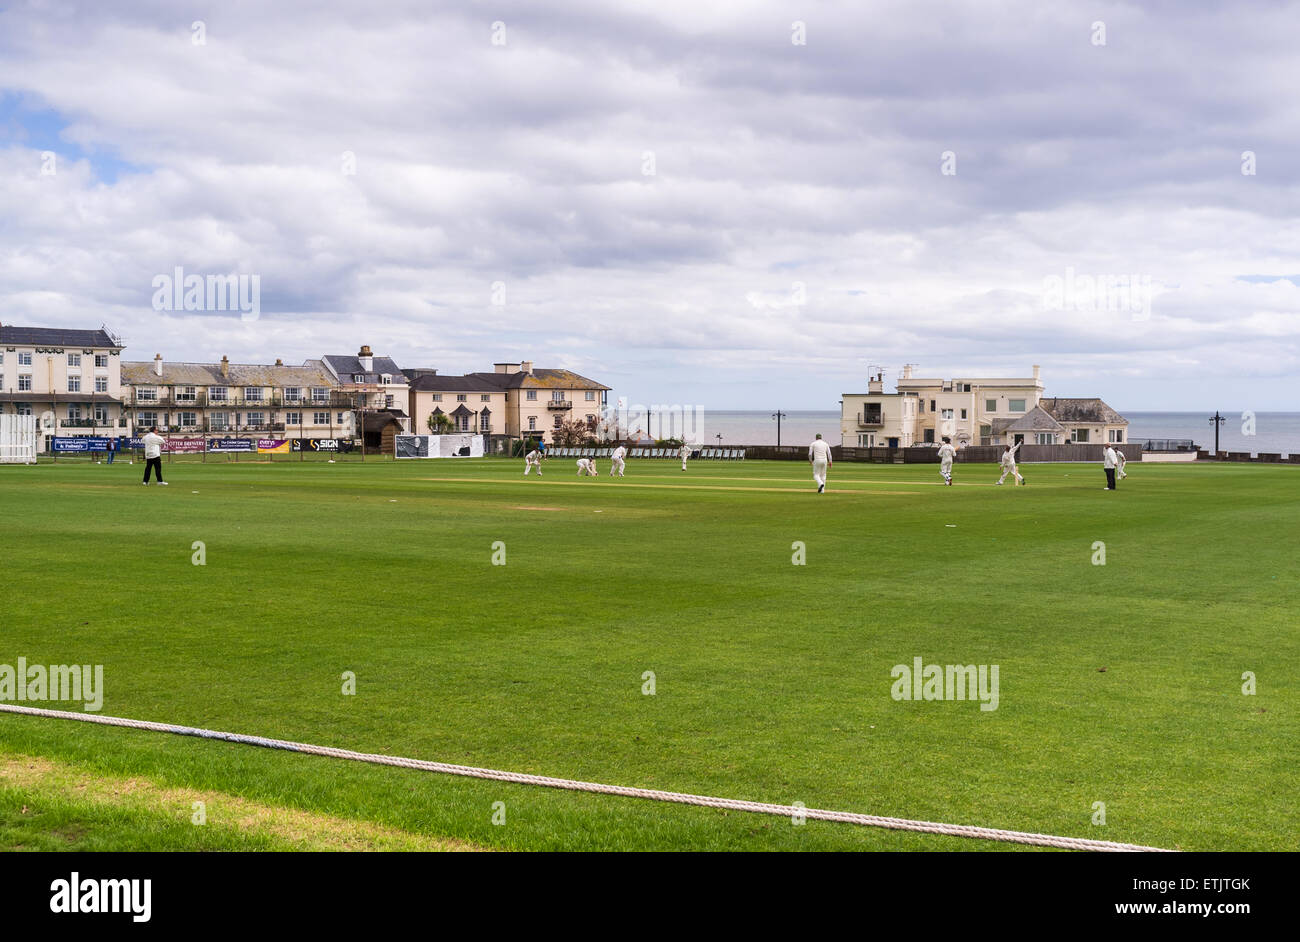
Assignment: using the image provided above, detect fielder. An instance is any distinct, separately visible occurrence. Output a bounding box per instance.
[996,441,1024,486]
[937,436,956,486]
[610,444,627,477]
[1115,446,1127,481]
[679,442,691,471]
[577,457,599,477]
[808,433,832,493]
[524,448,543,476]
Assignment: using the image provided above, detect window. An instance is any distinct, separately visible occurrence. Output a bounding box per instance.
[960,409,967,419]
[1071,428,1090,443]
[179,412,197,427]
[1035,433,1055,445]
[245,387,264,402]
[459,415,470,432]
[18,375,32,391]
[553,414,563,429]
[1109,429,1124,443]
[380,375,390,385]
[585,391,596,401]
[1009,399,1026,412]
[480,413,490,431]
[95,354,108,368]
[176,386,196,402]
[456,394,467,402]
[137,411,158,427]
[480,394,490,402]
[985,400,997,412]
[528,416,536,430]
[526,390,537,401]
[94,405,109,423]
[286,412,302,426]
[95,376,108,393]
[311,387,328,403]
[209,413,228,429]
[961,384,971,392]
[337,413,346,424]
[432,394,442,401]
[385,395,394,408]
[0,373,4,389]
[209,387,228,403]
[353,374,365,383]
[552,390,565,402]
[940,409,954,420]
[67,405,82,421]
[67,353,81,367]
[929,400,936,412]
[15,403,32,416]
[18,352,32,366]
[285,387,302,402]
[313,412,329,425]
[67,376,81,392]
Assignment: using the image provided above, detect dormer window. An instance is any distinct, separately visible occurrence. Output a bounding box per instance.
[380,374,391,384]
[353,374,365,383]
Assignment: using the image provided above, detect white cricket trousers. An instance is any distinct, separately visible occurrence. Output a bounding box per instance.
[940,459,953,481]
[812,459,828,488]
[997,464,1022,484]
[611,458,625,476]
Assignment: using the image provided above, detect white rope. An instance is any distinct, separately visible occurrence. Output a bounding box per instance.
[0,703,1175,852]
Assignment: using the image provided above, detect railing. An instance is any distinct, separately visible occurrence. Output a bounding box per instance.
[546,400,573,410]
[1130,439,1196,452]
[857,413,883,428]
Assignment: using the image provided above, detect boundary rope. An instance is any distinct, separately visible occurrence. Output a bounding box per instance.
[0,703,1175,852]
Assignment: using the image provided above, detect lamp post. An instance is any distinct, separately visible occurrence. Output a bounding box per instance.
[772,410,787,447]
[1209,411,1226,455]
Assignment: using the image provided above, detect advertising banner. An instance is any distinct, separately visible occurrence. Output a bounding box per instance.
[207,437,256,453]
[52,437,110,452]
[291,438,357,453]
[257,439,291,454]
[394,434,484,458]
[167,437,206,454]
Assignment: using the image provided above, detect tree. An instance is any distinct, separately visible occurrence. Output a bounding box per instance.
[426,412,454,435]
[552,417,594,447]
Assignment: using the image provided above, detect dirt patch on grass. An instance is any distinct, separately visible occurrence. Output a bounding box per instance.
[0,752,481,852]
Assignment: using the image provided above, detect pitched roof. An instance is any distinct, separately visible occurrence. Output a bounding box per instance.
[121,359,335,387]
[1002,406,1066,433]
[324,354,407,384]
[467,368,610,391]
[409,374,505,393]
[1039,397,1128,426]
[0,325,120,348]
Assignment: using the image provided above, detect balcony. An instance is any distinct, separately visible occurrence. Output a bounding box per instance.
[546,400,573,411]
[857,412,884,428]
[59,419,119,428]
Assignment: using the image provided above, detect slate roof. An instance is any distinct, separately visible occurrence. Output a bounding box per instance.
[0,325,120,348]
[409,374,505,393]
[324,354,407,384]
[1039,398,1127,425]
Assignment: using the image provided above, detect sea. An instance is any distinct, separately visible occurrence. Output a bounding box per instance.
[686,410,1300,454]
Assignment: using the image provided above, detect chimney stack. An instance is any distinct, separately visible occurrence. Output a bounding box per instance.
[1032,364,1041,383]
[902,364,914,379]
[153,353,163,377]
[521,360,533,375]
[358,345,374,372]
[220,355,229,378]
[275,358,283,366]
[868,372,883,394]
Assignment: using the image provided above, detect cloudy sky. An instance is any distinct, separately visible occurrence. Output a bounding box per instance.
[1,0,1297,410]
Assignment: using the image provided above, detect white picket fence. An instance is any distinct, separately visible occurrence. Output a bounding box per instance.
[0,414,38,464]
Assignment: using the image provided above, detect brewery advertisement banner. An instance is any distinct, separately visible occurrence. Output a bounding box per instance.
[167,437,206,453]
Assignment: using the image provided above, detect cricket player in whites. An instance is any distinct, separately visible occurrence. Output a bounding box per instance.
[996,441,1024,486]
[937,436,956,486]
[577,457,599,477]
[1115,445,1127,481]
[524,448,543,476]
[610,443,627,477]
[679,442,691,471]
[808,433,832,493]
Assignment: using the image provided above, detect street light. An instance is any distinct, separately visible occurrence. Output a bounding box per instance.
[772,410,787,447]
[1209,411,1226,454]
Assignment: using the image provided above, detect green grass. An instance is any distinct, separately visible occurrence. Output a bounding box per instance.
[1,456,1297,850]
